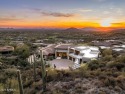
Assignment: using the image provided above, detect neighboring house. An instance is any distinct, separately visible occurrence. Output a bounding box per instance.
[37,44,56,59]
[28,44,56,63]
[112,44,125,53]
[35,40,43,43]
[32,43,47,47]
[92,40,123,50]
[0,46,14,54]
[68,46,100,64]
[92,41,112,47]
[10,41,24,44]
[54,44,74,59]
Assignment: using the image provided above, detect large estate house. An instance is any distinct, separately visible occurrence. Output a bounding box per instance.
[28,44,100,64]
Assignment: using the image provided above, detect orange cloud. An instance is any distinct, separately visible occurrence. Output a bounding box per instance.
[111,22,125,28]
[0,20,100,28]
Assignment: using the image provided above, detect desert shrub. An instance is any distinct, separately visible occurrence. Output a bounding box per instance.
[24,88,37,94]
[106,61,115,68]
[52,89,64,94]
[98,91,107,94]
[102,49,112,57]
[78,64,88,77]
[91,69,102,77]
[32,81,42,90]
[75,88,85,93]
[88,60,99,70]
[112,72,120,77]
[0,73,7,84]
[98,74,107,80]
[0,77,19,94]
[71,69,87,78]
[103,77,116,87]
[116,75,125,89]
[102,55,113,61]
[23,78,33,88]
[117,55,125,63]
[4,69,17,78]
[106,61,125,71]
[47,69,58,81]
[116,75,125,83]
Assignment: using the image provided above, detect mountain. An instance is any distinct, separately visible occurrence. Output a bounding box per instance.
[111,28,125,32]
[81,27,99,32]
[63,27,83,32]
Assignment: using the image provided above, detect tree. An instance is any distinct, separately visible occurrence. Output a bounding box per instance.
[15,44,30,59]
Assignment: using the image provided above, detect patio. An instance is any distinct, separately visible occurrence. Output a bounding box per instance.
[49,59,74,70]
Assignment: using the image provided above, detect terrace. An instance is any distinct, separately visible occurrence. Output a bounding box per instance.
[49,59,74,70]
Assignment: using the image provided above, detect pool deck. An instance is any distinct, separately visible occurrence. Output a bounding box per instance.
[49,59,74,70]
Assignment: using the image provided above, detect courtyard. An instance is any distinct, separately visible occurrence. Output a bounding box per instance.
[49,59,74,70]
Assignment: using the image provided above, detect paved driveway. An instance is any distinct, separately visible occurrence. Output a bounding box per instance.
[49,59,74,70]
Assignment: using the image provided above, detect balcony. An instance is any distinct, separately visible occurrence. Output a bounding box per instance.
[68,53,83,59]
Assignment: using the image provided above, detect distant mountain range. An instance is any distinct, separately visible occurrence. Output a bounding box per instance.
[63,27,83,32]
[63,27,101,32]
[81,27,100,31]
[0,27,125,32]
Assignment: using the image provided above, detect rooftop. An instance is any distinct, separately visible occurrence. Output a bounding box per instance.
[69,46,100,59]
[55,44,74,49]
[0,46,14,52]
[39,44,56,55]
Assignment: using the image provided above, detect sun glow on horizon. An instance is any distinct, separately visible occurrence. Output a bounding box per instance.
[100,19,112,27]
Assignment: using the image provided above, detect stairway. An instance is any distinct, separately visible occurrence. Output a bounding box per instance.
[72,63,81,69]
[72,59,81,69]
[56,57,61,59]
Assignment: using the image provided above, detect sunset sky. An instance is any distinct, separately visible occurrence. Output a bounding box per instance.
[0,0,125,28]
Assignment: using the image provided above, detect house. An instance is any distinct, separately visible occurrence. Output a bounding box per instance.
[0,46,14,54]
[28,44,56,63]
[112,44,125,54]
[68,46,100,64]
[27,43,100,66]
[54,44,74,59]
[32,43,47,47]
[38,44,100,63]
[92,40,123,50]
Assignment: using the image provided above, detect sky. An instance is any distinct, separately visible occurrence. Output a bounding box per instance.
[0,0,125,28]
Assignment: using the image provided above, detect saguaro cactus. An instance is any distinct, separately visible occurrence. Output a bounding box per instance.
[17,70,24,94]
[40,50,47,92]
[33,54,37,82]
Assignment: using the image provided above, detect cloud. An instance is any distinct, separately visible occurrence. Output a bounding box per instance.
[112,22,125,25]
[92,0,107,2]
[41,12,75,17]
[103,11,110,14]
[32,8,75,17]
[0,16,22,22]
[78,9,92,12]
